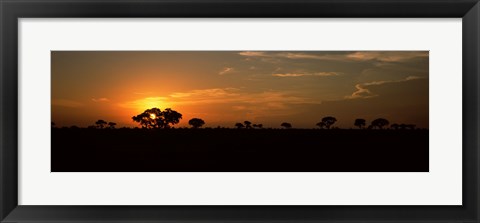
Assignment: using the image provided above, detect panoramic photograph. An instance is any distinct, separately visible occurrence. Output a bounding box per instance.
[51,51,429,172]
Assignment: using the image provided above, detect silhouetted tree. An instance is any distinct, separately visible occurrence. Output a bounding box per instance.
[281,122,292,129]
[406,124,416,130]
[253,123,263,129]
[354,118,366,129]
[244,121,252,129]
[108,122,117,129]
[391,123,399,130]
[132,108,182,129]
[235,123,245,129]
[316,121,325,129]
[371,118,389,129]
[162,108,182,128]
[321,116,337,129]
[132,108,163,129]
[95,120,107,129]
[188,118,205,128]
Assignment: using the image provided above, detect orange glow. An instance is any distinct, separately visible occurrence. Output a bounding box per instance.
[51,51,429,129]
[150,113,156,119]
[119,97,171,114]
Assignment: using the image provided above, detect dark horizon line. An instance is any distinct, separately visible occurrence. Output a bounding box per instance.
[51,126,428,130]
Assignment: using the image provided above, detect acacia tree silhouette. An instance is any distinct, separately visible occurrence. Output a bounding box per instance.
[162,108,183,128]
[132,107,182,129]
[95,120,107,129]
[354,119,366,129]
[108,122,117,129]
[252,123,263,129]
[316,121,325,129]
[397,124,416,130]
[391,123,399,130]
[371,118,389,129]
[188,118,205,128]
[321,116,337,129]
[235,123,245,129]
[132,108,163,129]
[244,121,252,129]
[281,122,292,129]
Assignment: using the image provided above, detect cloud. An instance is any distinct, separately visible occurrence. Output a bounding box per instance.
[170,88,239,99]
[345,76,426,99]
[272,72,340,77]
[118,88,242,112]
[238,51,268,57]
[346,52,428,62]
[117,88,314,126]
[169,88,310,112]
[238,51,428,63]
[91,97,109,102]
[232,105,247,111]
[405,75,423,81]
[278,52,342,60]
[347,84,375,99]
[118,97,169,111]
[238,51,341,61]
[52,99,83,108]
[218,67,234,75]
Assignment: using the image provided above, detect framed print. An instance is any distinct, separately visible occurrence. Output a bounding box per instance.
[49,50,430,172]
[1,0,479,222]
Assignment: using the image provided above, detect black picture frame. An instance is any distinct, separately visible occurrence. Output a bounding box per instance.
[1,0,479,222]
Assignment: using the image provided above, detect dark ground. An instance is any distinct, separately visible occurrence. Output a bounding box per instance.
[51,128,429,172]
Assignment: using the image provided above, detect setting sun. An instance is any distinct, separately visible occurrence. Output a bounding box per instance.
[150,113,156,119]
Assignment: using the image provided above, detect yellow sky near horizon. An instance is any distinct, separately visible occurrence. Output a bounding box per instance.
[51,51,429,129]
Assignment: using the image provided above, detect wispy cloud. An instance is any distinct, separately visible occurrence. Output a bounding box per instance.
[238,51,339,61]
[238,51,268,57]
[91,97,109,102]
[118,97,169,111]
[238,51,428,63]
[118,87,324,126]
[345,76,426,99]
[346,51,428,62]
[405,76,423,81]
[170,88,239,99]
[272,72,340,77]
[232,105,248,111]
[346,84,375,99]
[143,88,309,106]
[52,99,83,108]
[218,67,234,75]
[278,52,336,60]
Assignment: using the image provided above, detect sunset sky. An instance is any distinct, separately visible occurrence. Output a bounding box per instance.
[51,51,429,128]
